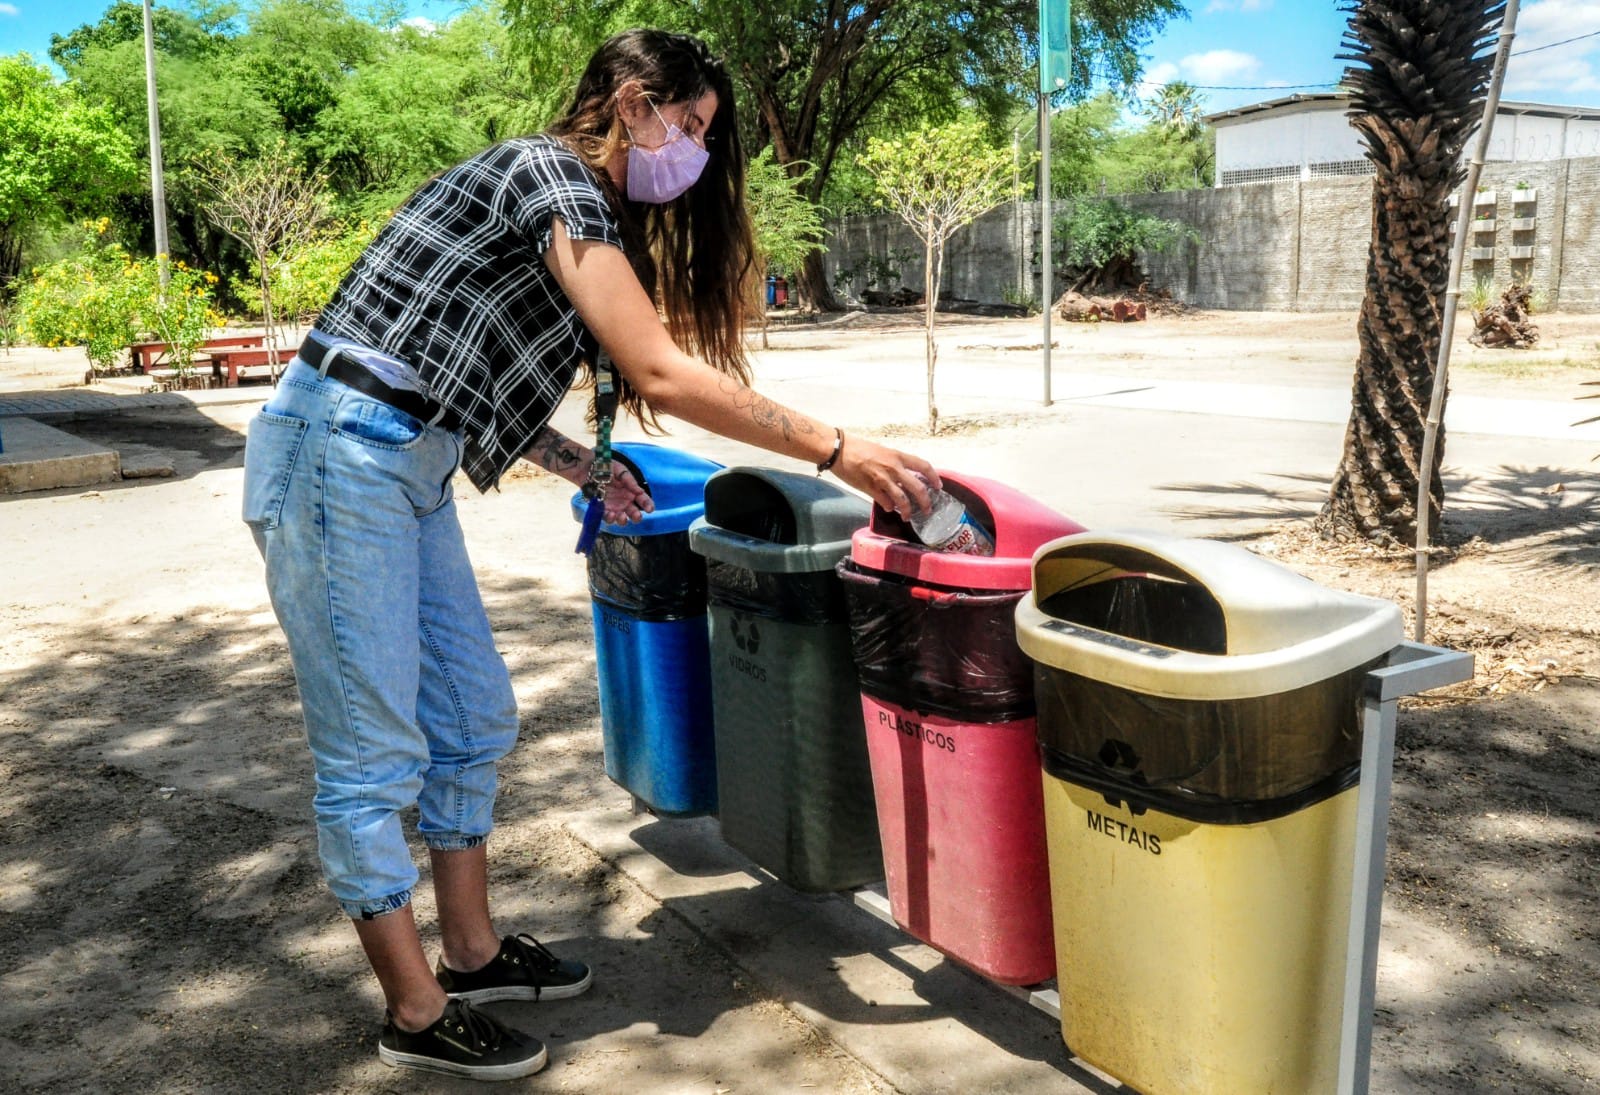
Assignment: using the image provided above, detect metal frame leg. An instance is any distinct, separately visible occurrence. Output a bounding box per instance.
[1338,642,1474,1095]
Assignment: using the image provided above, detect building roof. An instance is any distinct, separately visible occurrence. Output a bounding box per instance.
[1204,91,1600,125]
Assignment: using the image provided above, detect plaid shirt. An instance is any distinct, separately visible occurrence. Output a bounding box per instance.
[316,136,623,491]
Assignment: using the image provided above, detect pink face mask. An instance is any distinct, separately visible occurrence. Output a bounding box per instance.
[626,102,710,204]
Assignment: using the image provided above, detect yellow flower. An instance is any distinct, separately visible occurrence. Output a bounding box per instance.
[204,272,219,284]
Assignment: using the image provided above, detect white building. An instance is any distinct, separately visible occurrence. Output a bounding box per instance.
[1207,92,1600,186]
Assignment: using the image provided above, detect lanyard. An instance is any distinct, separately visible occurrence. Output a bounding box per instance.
[574,354,618,555]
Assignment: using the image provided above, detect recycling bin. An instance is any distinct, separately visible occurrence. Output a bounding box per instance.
[837,473,1085,985]
[1015,531,1405,1095]
[688,467,877,891]
[571,442,723,816]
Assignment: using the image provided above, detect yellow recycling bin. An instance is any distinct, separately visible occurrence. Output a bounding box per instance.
[1015,532,1403,1095]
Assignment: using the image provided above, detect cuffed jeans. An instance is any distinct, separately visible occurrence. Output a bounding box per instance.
[243,357,518,918]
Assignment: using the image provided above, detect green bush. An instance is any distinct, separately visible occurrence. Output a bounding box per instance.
[14,219,220,375]
[231,216,386,328]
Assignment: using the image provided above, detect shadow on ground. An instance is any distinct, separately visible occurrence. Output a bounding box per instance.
[0,569,831,1094]
[1157,464,1600,569]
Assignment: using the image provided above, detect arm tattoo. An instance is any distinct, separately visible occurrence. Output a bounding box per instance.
[529,426,583,474]
[717,376,818,442]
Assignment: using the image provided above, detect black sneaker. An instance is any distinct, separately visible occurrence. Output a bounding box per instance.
[436,933,594,1004]
[378,998,547,1080]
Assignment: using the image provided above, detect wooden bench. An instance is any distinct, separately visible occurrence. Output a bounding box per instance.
[209,347,288,386]
[131,334,270,375]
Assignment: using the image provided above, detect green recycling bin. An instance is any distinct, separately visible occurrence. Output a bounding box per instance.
[688,467,879,892]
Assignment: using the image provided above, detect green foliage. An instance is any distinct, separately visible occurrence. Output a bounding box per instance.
[14,219,222,374]
[862,120,1018,247]
[0,55,140,289]
[833,248,916,294]
[232,215,387,325]
[139,260,221,372]
[1055,198,1195,273]
[744,148,826,278]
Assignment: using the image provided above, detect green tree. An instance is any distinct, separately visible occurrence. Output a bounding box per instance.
[1320,0,1501,544]
[199,142,330,373]
[863,118,1016,433]
[1054,197,1194,293]
[744,146,825,348]
[503,0,1185,310]
[309,29,481,212]
[0,56,140,296]
[48,0,232,71]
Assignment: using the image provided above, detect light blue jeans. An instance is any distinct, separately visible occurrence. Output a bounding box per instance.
[243,357,519,919]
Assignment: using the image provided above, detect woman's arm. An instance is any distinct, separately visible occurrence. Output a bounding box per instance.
[521,424,653,525]
[542,225,937,518]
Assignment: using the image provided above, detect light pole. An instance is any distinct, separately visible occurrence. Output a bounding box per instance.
[142,0,171,286]
[1039,0,1070,407]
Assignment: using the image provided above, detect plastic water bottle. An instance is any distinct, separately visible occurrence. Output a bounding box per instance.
[909,481,996,556]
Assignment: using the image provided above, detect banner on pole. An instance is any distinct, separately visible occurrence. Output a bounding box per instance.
[1040,0,1071,97]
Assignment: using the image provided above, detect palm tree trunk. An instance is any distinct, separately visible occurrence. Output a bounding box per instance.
[1321,182,1448,544]
[1319,0,1500,544]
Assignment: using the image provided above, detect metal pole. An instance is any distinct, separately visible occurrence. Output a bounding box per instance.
[142,0,171,288]
[1040,92,1052,406]
[1338,643,1474,1094]
[1415,1,1519,641]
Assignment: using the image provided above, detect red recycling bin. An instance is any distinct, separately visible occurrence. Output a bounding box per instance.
[837,472,1085,985]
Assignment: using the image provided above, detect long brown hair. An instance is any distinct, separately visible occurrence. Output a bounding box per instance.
[547,29,756,429]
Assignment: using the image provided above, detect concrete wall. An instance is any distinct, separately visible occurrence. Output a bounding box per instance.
[822,156,1600,312]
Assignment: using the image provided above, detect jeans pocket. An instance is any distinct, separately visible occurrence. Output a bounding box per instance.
[243,412,309,531]
[334,399,426,449]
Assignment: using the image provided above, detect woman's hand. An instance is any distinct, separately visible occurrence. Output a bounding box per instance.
[600,464,654,526]
[830,435,940,520]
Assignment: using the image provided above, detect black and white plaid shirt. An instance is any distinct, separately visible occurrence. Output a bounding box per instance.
[316,135,623,491]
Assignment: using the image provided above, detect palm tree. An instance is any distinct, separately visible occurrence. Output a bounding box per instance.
[1319,0,1503,543]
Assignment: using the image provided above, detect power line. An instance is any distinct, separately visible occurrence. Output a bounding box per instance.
[1139,25,1600,94]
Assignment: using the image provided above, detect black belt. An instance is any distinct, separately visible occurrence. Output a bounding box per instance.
[298,336,461,432]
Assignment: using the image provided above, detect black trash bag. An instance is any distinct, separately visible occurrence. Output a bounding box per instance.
[1037,575,1226,655]
[837,560,1034,722]
[1035,659,1379,825]
[586,530,706,621]
[705,560,847,625]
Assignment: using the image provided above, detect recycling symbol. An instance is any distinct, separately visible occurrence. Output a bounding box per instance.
[730,612,762,655]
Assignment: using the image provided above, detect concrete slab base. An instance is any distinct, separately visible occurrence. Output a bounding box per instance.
[565,804,1129,1095]
[0,417,120,494]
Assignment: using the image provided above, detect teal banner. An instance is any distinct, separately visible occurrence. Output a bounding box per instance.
[1040,0,1071,96]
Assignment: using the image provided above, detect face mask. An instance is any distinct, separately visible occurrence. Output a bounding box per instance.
[626,102,710,204]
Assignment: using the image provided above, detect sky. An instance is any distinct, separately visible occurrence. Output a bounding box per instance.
[3,0,1598,114]
[1136,0,1600,114]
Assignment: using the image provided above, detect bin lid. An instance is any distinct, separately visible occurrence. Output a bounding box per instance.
[1014,530,1403,699]
[688,466,869,573]
[850,470,1086,591]
[567,441,723,537]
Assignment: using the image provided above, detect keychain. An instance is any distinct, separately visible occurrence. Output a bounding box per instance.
[575,359,617,555]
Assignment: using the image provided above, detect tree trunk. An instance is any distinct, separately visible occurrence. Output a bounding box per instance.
[924,229,940,434]
[794,249,840,312]
[1320,181,1447,545]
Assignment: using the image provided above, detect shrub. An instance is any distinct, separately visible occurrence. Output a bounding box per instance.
[14,219,220,375]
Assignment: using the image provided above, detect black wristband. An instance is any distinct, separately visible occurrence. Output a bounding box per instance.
[816,427,844,475]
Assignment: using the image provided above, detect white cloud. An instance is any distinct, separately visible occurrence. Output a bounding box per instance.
[0,3,21,17]
[1136,61,1182,94]
[1505,55,1600,95]
[1204,0,1273,12]
[1502,0,1600,97]
[399,15,437,33]
[1180,49,1263,85]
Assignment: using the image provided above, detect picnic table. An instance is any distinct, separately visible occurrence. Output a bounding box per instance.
[130,334,271,375]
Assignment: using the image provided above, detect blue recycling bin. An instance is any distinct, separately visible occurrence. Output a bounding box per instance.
[571,442,724,815]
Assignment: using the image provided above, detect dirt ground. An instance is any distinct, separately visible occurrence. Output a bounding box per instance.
[1,308,1597,1093]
